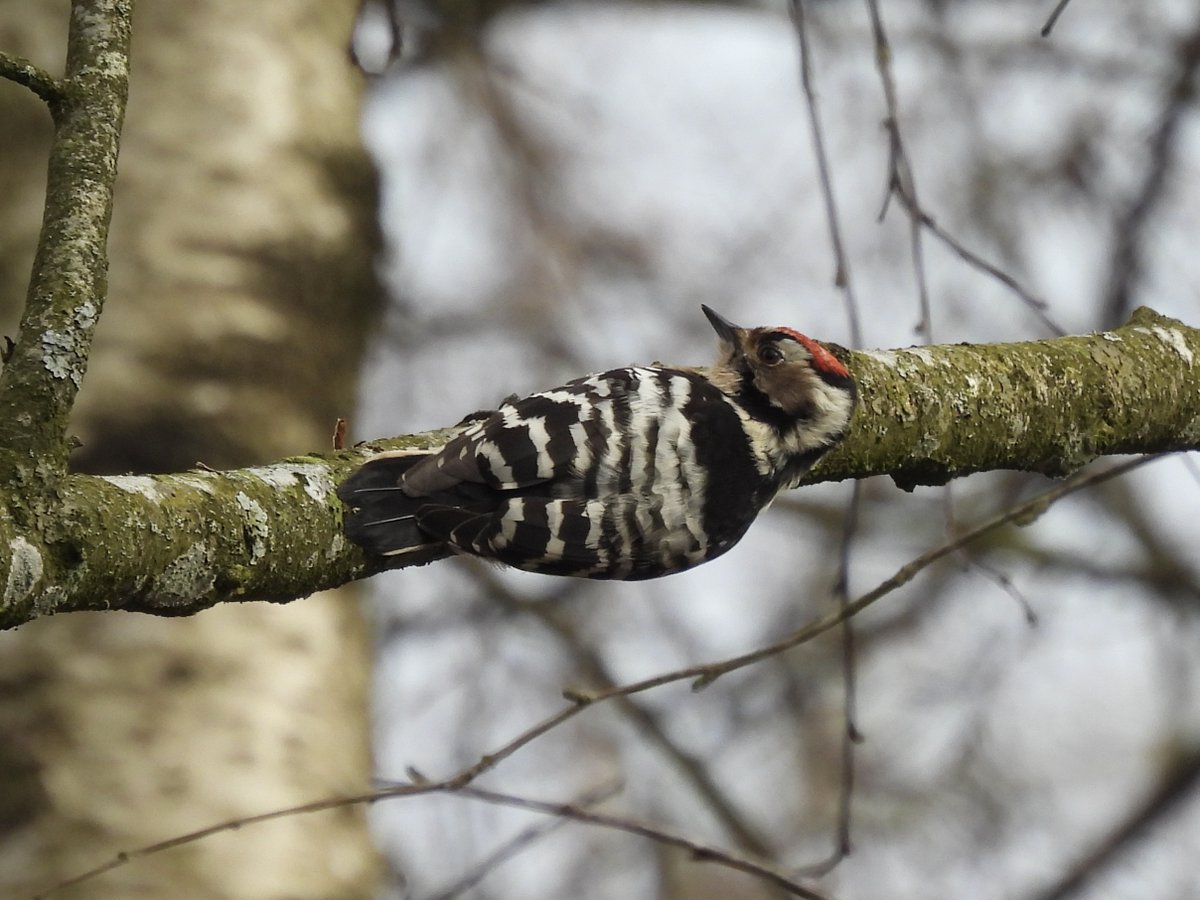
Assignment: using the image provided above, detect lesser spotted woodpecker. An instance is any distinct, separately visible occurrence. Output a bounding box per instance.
[338,306,856,579]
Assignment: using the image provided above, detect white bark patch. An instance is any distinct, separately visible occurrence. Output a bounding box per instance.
[5,537,43,605]
[1137,325,1194,366]
[328,531,345,559]
[860,348,938,370]
[175,474,219,494]
[157,543,216,605]
[246,463,335,503]
[100,474,163,501]
[903,347,937,366]
[235,492,270,561]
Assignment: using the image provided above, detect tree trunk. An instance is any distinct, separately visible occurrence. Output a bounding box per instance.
[0,2,383,896]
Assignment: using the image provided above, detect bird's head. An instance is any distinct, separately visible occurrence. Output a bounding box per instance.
[702,305,857,453]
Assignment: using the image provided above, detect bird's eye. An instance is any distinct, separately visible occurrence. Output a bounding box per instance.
[759,344,784,365]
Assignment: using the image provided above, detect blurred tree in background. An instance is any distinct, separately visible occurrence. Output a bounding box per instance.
[0,2,382,896]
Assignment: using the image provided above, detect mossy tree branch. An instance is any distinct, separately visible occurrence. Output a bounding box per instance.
[0,0,132,481]
[818,306,1200,489]
[0,51,66,107]
[0,308,1195,630]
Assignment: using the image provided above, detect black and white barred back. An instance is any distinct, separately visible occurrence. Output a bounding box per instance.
[338,306,857,580]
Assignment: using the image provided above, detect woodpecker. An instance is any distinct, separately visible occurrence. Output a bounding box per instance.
[338,306,856,580]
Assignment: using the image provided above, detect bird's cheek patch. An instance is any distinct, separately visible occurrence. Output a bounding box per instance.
[754,371,811,418]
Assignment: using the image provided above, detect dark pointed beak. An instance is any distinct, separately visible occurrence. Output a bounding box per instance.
[701,305,742,345]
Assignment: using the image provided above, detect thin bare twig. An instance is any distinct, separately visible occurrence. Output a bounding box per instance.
[788,2,866,875]
[425,781,623,900]
[1041,0,1077,37]
[1032,743,1200,900]
[454,785,835,900]
[33,782,444,899]
[1101,11,1200,326]
[893,196,1067,336]
[0,51,64,108]
[793,482,864,880]
[835,484,864,799]
[864,0,933,339]
[789,0,861,320]
[472,563,780,861]
[681,458,1155,689]
[866,1,1068,336]
[944,483,1039,625]
[963,554,1039,626]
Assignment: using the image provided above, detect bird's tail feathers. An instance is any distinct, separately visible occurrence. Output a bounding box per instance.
[338,452,438,557]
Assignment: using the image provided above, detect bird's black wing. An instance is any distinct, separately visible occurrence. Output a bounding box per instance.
[399,368,646,496]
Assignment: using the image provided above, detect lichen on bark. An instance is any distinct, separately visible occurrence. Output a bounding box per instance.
[813,307,1200,490]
